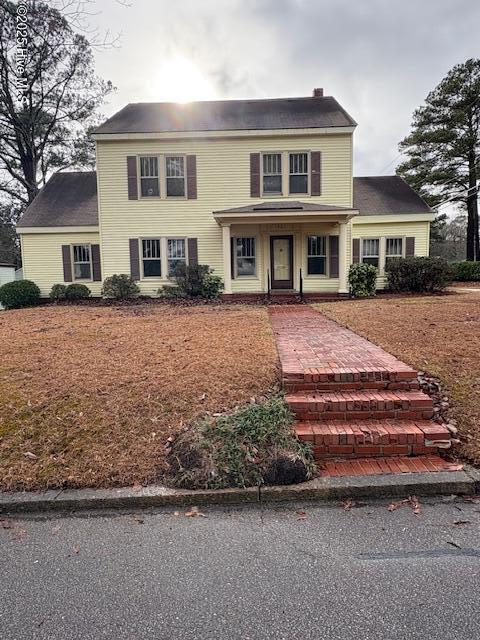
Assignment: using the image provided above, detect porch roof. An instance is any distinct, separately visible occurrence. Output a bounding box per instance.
[213,200,358,224]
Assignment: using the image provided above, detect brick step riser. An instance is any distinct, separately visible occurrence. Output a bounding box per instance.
[310,443,443,460]
[285,381,420,393]
[292,409,434,421]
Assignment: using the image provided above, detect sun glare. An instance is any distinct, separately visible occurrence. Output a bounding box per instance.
[153,56,218,103]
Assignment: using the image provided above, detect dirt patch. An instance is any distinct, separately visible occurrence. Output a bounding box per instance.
[315,293,480,464]
[0,304,278,491]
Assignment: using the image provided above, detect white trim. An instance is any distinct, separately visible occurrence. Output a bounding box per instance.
[92,126,356,142]
[352,213,434,223]
[213,209,358,223]
[16,226,99,234]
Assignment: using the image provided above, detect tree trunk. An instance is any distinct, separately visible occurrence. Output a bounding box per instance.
[467,152,479,261]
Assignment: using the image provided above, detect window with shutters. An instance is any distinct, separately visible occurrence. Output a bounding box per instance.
[262,153,282,195]
[307,236,327,275]
[361,238,380,268]
[165,156,186,197]
[139,156,160,197]
[234,237,256,276]
[385,237,404,265]
[289,152,309,194]
[167,238,187,276]
[72,244,92,280]
[142,238,162,277]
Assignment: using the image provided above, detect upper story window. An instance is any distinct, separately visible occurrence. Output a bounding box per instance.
[167,238,187,276]
[385,237,403,266]
[289,152,308,194]
[235,237,256,277]
[142,238,162,277]
[262,153,282,195]
[72,244,92,280]
[362,238,380,268]
[140,156,160,197]
[166,156,186,197]
[307,235,327,275]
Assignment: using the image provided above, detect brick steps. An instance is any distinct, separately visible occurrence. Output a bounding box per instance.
[286,390,434,422]
[319,455,462,478]
[283,367,419,393]
[296,419,451,460]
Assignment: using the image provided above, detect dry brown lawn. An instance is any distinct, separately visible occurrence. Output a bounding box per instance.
[316,293,480,464]
[0,304,278,492]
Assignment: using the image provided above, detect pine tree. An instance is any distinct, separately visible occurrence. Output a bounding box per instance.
[398,59,480,261]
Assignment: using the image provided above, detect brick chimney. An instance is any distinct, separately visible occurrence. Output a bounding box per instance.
[312,88,324,97]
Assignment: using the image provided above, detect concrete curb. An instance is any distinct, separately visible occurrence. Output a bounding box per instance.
[1,467,478,514]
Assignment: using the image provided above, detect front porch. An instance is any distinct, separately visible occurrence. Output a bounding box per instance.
[213,201,358,296]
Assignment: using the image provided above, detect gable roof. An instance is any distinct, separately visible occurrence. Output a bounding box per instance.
[93,96,356,135]
[353,176,432,215]
[16,172,98,228]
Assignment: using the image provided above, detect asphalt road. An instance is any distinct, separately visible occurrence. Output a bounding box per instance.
[1,497,480,640]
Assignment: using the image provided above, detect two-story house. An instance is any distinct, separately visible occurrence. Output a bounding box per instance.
[16,88,434,297]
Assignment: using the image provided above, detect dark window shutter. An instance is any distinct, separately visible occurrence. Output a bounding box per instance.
[188,238,198,266]
[311,151,321,196]
[186,155,197,199]
[329,235,339,278]
[250,153,260,197]
[406,237,415,256]
[127,156,138,200]
[352,238,360,263]
[230,237,235,279]
[91,244,102,281]
[62,245,72,282]
[129,238,140,280]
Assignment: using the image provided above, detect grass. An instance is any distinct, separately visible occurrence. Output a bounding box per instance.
[0,304,279,492]
[315,292,480,465]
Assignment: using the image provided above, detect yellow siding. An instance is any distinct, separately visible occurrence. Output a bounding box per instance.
[21,232,102,297]
[352,218,430,289]
[96,134,353,295]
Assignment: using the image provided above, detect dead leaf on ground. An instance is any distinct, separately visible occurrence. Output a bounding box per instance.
[341,499,356,510]
[387,496,421,514]
[23,451,38,460]
[0,517,14,529]
[453,520,471,526]
[296,509,307,520]
[131,481,142,491]
[185,506,207,518]
[132,515,144,524]
[446,540,462,549]
[51,525,61,535]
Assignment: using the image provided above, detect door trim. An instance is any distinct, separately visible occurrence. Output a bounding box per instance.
[270,235,294,289]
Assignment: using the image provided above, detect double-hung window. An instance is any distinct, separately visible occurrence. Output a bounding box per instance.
[385,237,403,266]
[262,153,282,195]
[235,237,256,276]
[142,239,161,277]
[307,236,327,275]
[362,238,380,268]
[72,244,92,280]
[165,156,186,197]
[167,238,187,276]
[139,156,160,197]
[289,152,308,194]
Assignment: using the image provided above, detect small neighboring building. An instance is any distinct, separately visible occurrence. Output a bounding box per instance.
[16,88,433,297]
[0,263,16,287]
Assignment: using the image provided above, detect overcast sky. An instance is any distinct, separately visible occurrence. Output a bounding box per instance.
[92,0,480,177]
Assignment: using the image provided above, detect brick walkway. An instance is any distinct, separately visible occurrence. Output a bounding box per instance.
[269,305,457,479]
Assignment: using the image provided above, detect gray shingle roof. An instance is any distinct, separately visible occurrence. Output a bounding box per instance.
[214,201,353,214]
[353,176,432,215]
[93,96,357,135]
[17,172,98,228]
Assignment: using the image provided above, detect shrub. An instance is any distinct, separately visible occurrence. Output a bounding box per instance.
[0,279,40,310]
[159,263,223,299]
[452,261,480,282]
[65,283,91,301]
[49,284,68,301]
[348,263,378,298]
[166,395,314,490]
[101,274,140,300]
[385,256,453,293]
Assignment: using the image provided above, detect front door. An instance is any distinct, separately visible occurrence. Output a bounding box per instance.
[270,235,293,289]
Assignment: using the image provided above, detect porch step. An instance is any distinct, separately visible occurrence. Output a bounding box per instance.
[286,390,433,421]
[318,455,462,478]
[283,366,419,393]
[296,419,451,460]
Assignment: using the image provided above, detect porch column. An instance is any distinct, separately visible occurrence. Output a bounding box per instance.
[338,221,348,294]
[222,223,232,294]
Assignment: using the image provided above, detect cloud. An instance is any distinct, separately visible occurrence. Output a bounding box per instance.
[94,0,480,174]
